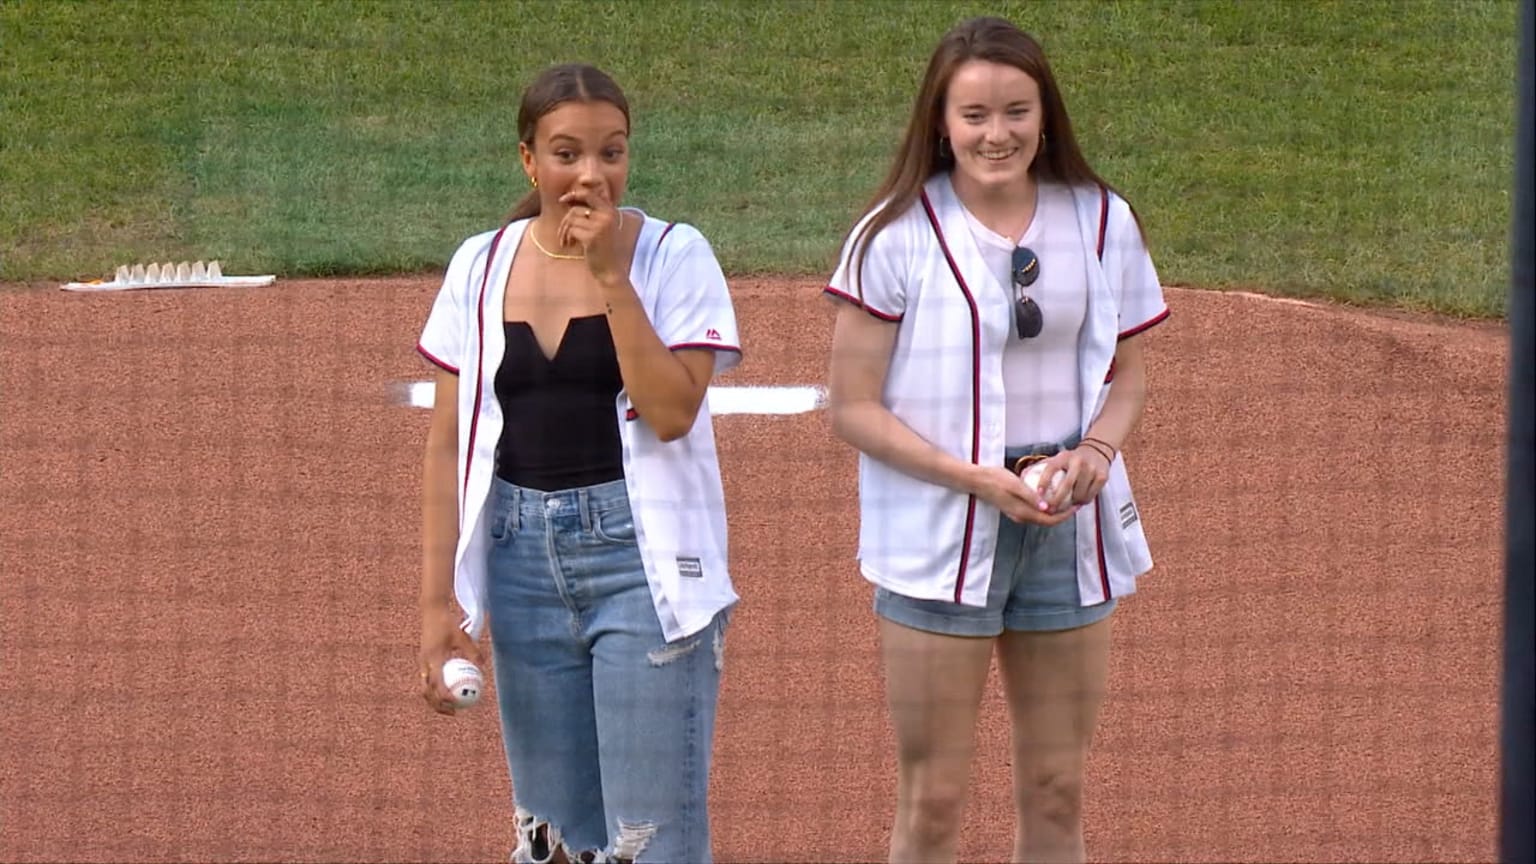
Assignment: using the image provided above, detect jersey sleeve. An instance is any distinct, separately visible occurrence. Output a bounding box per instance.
[1106,195,1170,340]
[823,206,906,321]
[416,237,481,374]
[654,224,743,374]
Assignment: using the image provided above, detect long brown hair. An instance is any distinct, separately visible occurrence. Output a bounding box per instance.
[505,63,632,222]
[842,17,1138,296]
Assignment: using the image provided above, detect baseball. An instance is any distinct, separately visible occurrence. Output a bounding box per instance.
[441,658,484,709]
[1021,461,1068,499]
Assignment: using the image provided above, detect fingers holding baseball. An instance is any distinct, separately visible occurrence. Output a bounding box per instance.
[1011,456,1082,526]
[976,466,1070,526]
[419,661,457,716]
[1065,444,1112,505]
[1015,489,1077,526]
[1022,446,1108,511]
[420,650,484,716]
[418,610,485,716]
[1026,453,1078,513]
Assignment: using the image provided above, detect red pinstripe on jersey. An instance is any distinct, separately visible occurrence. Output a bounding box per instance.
[463,224,511,516]
[822,285,903,321]
[1094,499,1111,600]
[1096,184,1109,260]
[417,345,459,375]
[919,190,983,604]
[1120,308,1169,341]
[1093,185,1112,599]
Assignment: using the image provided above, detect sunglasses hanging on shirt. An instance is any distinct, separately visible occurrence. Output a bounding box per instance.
[1011,246,1044,339]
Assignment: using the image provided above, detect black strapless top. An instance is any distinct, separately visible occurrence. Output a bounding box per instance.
[493,314,624,491]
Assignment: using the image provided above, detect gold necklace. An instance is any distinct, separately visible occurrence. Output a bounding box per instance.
[526,210,628,261]
[528,224,583,260]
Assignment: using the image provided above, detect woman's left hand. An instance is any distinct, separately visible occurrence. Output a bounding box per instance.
[558,186,624,284]
[1028,445,1113,513]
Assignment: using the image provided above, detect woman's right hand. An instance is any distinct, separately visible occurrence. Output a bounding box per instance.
[418,605,485,716]
[969,465,1079,527]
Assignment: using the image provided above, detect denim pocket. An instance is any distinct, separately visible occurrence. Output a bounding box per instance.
[591,505,638,545]
[488,498,515,544]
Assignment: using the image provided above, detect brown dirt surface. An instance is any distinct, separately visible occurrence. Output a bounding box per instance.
[0,276,1508,863]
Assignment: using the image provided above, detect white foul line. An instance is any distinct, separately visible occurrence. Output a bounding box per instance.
[397,381,827,416]
[707,385,827,415]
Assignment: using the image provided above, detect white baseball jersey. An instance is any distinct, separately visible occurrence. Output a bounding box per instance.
[417,210,743,643]
[825,173,1170,607]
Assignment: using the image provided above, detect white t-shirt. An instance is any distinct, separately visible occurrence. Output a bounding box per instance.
[958,181,1087,446]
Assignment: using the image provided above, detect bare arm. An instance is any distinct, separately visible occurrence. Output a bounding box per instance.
[420,367,460,613]
[417,367,481,715]
[1083,334,1149,453]
[559,186,717,443]
[1040,334,1151,511]
[826,302,979,492]
[601,278,717,442]
[826,301,1057,523]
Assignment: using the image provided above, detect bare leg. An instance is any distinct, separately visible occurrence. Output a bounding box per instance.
[879,617,995,864]
[997,616,1113,864]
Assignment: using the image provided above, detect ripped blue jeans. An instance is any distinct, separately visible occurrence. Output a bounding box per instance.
[485,476,729,863]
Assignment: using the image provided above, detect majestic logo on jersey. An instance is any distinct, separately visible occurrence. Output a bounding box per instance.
[705,328,721,341]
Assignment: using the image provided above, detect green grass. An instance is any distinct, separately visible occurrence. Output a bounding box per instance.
[0,0,1520,316]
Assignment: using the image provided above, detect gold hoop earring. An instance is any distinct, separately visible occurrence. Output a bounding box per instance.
[1040,132,1047,151]
[530,176,538,189]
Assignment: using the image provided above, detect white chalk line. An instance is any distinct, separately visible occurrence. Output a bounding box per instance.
[1222,290,1321,309]
[395,381,827,416]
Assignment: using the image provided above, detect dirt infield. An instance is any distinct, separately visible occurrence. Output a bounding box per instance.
[0,276,1508,863]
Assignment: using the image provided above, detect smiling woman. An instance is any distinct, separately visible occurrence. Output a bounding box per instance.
[823,16,1170,864]
[412,62,743,864]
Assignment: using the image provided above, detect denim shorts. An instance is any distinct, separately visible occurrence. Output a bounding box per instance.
[484,475,729,864]
[873,436,1118,637]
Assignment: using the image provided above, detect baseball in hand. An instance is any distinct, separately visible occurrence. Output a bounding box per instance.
[441,658,484,709]
[1021,461,1068,500]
